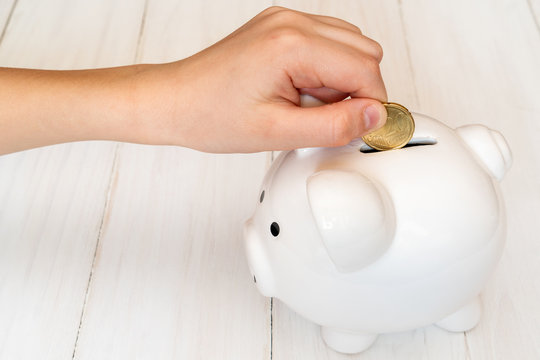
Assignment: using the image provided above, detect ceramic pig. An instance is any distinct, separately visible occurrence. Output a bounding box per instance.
[243,108,512,354]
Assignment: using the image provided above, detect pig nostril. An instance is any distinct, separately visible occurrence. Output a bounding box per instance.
[270,222,280,237]
[253,275,257,283]
[260,190,265,203]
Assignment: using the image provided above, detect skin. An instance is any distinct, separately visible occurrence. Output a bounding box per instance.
[0,6,387,155]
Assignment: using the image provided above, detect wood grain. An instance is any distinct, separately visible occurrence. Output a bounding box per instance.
[1,0,539,359]
[72,1,273,359]
[0,0,144,359]
[400,1,540,358]
[73,146,270,360]
[0,144,117,360]
[528,0,540,32]
[0,0,16,44]
[0,0,145,69]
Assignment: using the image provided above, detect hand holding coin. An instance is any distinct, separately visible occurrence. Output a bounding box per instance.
[362,103,415,151]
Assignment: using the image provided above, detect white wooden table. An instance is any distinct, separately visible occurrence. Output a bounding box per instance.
[1,1,539,359]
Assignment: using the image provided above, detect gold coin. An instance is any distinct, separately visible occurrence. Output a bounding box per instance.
[362,102,415,151]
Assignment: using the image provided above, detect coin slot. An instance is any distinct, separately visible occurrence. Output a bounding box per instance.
[359,137,437,153]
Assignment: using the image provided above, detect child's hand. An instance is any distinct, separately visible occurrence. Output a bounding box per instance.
[128,6,387,152]
[0,7,387,154]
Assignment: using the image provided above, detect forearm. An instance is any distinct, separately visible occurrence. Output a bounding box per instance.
[0,7,389,155]
[0,65,154,154]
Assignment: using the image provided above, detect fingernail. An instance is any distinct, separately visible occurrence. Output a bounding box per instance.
[363,105,386,131]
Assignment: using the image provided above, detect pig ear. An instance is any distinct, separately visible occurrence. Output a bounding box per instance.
[306,170,395,273]
[456,125,512,181]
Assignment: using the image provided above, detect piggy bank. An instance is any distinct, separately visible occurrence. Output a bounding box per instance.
[243,109,512,354]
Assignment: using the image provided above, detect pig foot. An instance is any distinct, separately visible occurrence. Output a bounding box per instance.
[435,296,482,332]
[320,326,377,354]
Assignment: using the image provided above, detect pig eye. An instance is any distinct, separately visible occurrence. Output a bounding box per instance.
[270,222,280,237]
[259,190,265,203]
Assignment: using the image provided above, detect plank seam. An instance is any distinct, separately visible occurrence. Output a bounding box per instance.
[134,0,149,64]
[71,143,120,360]
[0,0,18,47]
[270,297,274,360]
[397,0,421,108]
[464,331,472,360]
[71,3,147,355]
[526,0,540,38]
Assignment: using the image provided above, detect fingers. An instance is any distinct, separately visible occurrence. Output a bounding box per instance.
[259,7,363,34]
[287,36,387,102]
[314,23,383,62]
[257,7,387,102]
[263,99,387,150]
[208,7,390,153]
[311,14,363,34]
[265,8,382,61]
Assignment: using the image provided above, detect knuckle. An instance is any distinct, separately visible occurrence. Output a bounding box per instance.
[371,41,384,61]
[269,8,301,24]
[261,9,311,49]
[260,6,292,21]
[262,6,286,15]
[265,26,307,48]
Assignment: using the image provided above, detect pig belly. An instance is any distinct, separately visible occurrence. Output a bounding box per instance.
[280,233,503,334]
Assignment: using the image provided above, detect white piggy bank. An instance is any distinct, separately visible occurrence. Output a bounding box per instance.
[244,109,512,354]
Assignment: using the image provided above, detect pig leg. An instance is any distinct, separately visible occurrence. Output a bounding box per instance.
[435,296,482,332]
[320,326,377,354]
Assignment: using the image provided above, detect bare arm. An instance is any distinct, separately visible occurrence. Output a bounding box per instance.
[0,7,387,155]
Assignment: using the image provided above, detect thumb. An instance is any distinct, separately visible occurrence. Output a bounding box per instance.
[271,98,386,149]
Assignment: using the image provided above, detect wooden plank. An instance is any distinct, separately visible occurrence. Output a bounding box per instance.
[74,146,270,359]
[0,0,145,69]
[72,1,273,359]
[528,0,540,31]
[273,298,468,359]
[2,1,536,359]
[0,0,16,42]
[0,144,117,360]
[0,0,145,359]
[400,0,540,359]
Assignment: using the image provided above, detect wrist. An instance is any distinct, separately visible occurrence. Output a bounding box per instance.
[115,61,191,147]
[79,64,158,145]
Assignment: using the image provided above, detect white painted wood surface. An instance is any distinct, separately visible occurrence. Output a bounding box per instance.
[0,0,142,359]
[0,1,538,359]
[72,4,272,359]
[0,1,16,43]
